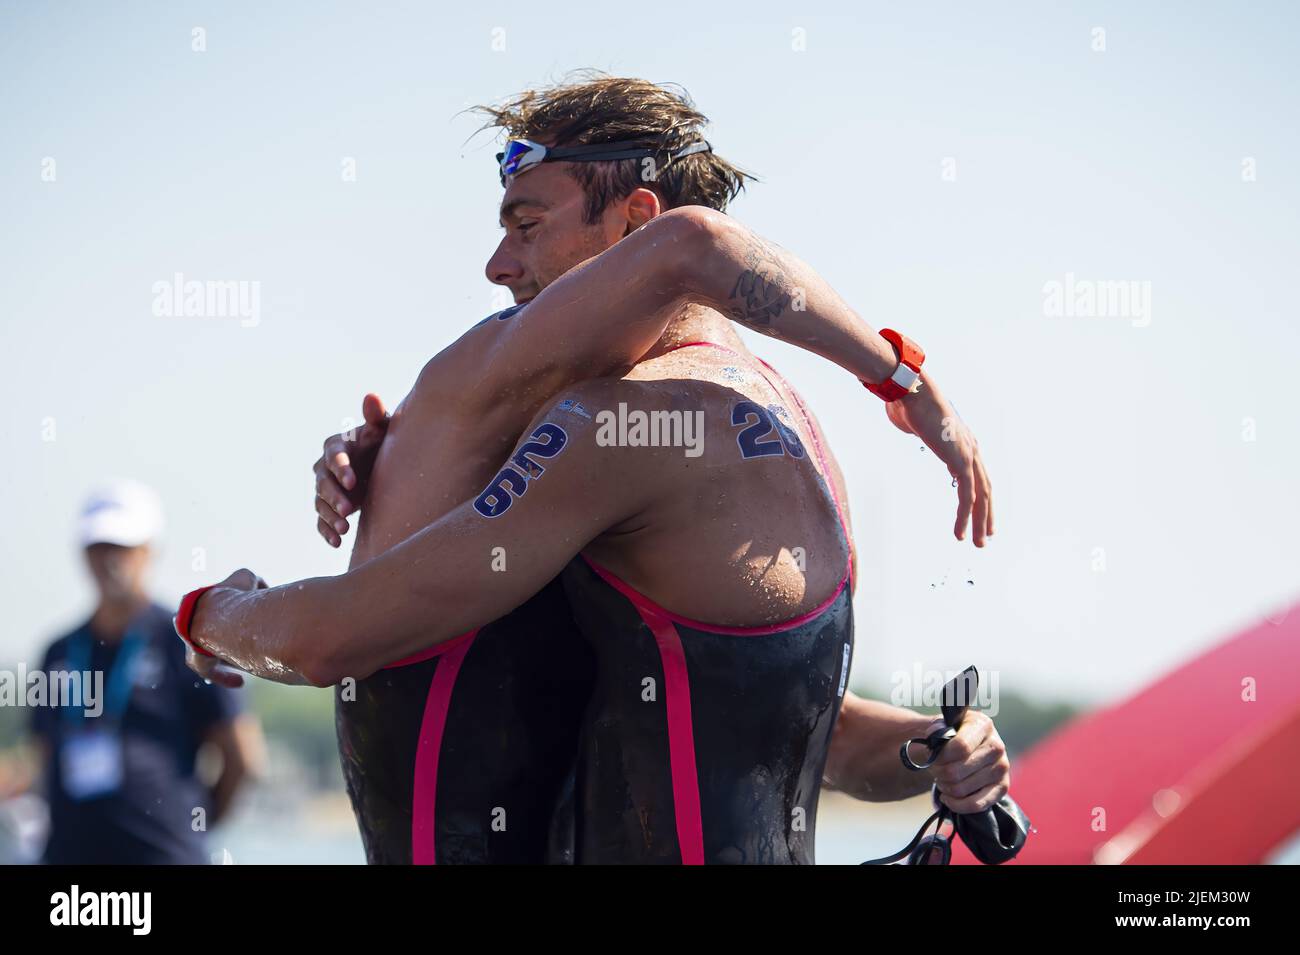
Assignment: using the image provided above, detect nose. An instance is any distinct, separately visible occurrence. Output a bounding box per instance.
[485,237,525,289]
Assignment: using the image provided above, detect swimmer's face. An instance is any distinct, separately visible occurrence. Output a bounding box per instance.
[84,542,152,603]
[487,161,662,303]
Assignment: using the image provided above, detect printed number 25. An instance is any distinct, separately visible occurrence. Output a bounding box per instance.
[473,423,568,517]
[732,401,805,460]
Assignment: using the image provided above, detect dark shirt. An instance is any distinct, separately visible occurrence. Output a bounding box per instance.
[30,602,243,864]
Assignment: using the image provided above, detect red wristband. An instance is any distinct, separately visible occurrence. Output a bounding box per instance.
[862,328,925,402]
[174,585,218,657]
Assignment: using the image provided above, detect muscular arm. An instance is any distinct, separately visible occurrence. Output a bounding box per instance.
[193,385,644,687]
[475,205,902,435]
[471,205,991,547]
[319,205,991,551]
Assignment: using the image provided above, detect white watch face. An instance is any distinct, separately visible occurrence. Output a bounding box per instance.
[891,364,921,393]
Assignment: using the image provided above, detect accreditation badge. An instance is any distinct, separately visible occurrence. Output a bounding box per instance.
[60,728,124,800]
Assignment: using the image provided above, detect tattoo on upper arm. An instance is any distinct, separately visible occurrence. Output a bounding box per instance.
[472,422,569,518]
[725,238,795,331]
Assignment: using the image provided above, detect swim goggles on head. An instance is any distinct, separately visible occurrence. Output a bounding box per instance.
[497,137,712,185]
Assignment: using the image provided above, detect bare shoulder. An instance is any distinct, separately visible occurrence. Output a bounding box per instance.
[410,309,515,401]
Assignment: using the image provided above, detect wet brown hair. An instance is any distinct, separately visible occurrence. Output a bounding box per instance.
[475,71,755,222]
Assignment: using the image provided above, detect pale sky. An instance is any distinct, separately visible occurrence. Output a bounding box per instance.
[3,1,1297,705]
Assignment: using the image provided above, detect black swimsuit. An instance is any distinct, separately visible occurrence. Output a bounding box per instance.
[335,578,594,864]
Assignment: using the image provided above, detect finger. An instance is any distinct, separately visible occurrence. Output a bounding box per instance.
[316,466,355,518]
[316,495,349,535]
[958,711,994,748]
[185,649,206,677]
[931,716,983,767]
[355,401,391,452]
[884,400,913,436]
[935,759,1010,814]
[931,719,1002,780]
[329,450,355,492]
[979,458,995,538]
[323,436,356,491]
[187,650,220,682]
[206,665,245,689]
[953,464,974,542]
[929,711,996,769]
[355,421,387,452]
[971,458,990,549]
[931,734,1002,786]
[220,568,258,590]
[362,393,389,428]
[317,517,341,549]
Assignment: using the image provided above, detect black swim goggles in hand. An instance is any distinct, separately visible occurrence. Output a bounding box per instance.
[862,666,1031,866]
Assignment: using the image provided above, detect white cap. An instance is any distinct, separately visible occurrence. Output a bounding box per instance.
[78,479,165,548]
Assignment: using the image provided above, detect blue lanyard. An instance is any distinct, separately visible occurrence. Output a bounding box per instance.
[63,625,147,726]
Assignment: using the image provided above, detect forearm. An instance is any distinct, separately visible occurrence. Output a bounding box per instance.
[822,692,935,802]
[191,571,446,688]
[189,582,341,686]
[192,492,580,686]
[677,207,901,384]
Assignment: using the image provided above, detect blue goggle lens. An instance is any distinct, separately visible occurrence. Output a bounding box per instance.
[499,140,544,178]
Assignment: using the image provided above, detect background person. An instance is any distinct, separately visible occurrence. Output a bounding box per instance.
[27,480,263,864]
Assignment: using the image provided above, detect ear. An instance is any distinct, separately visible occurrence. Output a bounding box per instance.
[622,187,663,234]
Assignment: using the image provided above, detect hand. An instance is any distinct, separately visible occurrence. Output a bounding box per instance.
[884,376,994,547]
[184,568,268,689]
[314,393,389,547]
[923,710,1010,814]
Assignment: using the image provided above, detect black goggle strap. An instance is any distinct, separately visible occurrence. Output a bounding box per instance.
[539,140,713,164]
[665,140,712,163]
[547,142,659,163]
[860,808,950,866]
